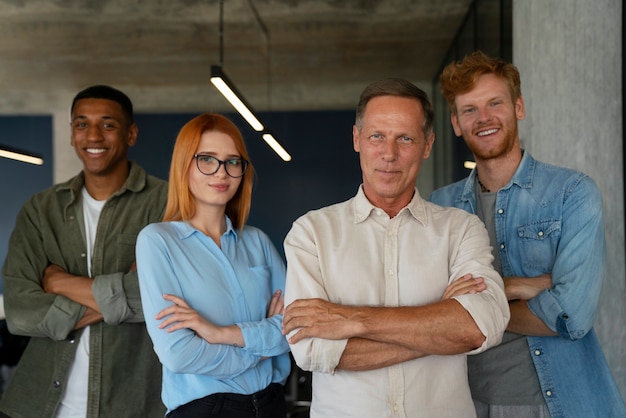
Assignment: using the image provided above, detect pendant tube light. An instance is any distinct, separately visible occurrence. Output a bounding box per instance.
[210,0,291,162]
[210,66,264,132]
[262,133,291,162]
[0,145,44,165]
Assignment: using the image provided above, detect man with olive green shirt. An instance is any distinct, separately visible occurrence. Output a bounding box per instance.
[0,85,167,418]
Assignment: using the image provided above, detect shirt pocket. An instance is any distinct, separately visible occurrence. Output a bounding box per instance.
[516,220,561,273]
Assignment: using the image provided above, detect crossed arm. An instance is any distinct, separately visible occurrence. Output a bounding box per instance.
[283,274,489,371]
[42,264,104,329]
[154,290,284,347]
[503,274,556,336]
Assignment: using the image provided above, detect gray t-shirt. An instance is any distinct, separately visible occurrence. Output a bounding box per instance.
[469,180,545,405]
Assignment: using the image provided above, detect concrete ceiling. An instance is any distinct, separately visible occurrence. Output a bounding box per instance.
[0,0,474,113]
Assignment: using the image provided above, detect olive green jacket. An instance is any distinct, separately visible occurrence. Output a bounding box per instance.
[0,162,167,418]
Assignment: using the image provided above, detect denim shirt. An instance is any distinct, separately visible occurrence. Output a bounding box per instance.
[429,152,626,418]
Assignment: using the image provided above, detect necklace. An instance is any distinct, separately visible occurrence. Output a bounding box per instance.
[477,176,491,193]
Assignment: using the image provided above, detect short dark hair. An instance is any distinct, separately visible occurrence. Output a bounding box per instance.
[71,85,134,122]
[355,78,434,137]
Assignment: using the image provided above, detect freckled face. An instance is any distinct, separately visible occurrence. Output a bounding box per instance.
[353,95,434,209]
[70,98,136,177]
[451,73,525,161]
[188,131,242,213]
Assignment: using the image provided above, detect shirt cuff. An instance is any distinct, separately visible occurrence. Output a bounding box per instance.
[92,272,132,324]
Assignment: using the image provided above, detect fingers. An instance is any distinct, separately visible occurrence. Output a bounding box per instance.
[282,300,308,335]
[267,290,284,318]
[287,328,310,344]
[162,293,189,308]
[156,305,190,323]
[282,298,328,335]
[442,274,486,299]
[155,294,191,321]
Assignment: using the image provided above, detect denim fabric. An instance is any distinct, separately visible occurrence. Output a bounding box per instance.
[430,152,626,418]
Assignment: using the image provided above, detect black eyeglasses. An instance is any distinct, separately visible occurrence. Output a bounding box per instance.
[193,154,248,178]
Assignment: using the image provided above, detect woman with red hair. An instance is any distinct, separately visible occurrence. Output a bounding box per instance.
[136,113,290,418]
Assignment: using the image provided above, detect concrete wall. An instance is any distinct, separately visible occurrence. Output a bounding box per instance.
[514,0,625,399]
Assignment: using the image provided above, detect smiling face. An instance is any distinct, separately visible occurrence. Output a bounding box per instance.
[188,130,243,215]
[70,98,137,179]
[353,95,434,216]
[451,73,525,162]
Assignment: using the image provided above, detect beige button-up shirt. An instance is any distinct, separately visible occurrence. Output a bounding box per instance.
[284,186,509,418]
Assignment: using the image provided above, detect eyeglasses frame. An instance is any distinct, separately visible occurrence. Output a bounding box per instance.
[193,154,249,178]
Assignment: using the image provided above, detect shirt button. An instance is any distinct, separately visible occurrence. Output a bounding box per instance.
[500,244,505,250]
[69,215,75,220]
[53,380,61,388]
[497,209,504,214]
[81,253,86,258]
[538,231,544,237]
[534,349,541,356]
[546,390,552,397]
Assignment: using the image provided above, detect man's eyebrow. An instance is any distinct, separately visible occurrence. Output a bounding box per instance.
[72,115,119,121]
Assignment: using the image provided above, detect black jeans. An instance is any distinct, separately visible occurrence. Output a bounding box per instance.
[167,383,287,418]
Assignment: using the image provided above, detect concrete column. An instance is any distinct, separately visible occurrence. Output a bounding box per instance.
[514,0,625,398]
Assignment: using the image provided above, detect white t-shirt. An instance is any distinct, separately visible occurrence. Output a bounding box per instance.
[55,188,105,418]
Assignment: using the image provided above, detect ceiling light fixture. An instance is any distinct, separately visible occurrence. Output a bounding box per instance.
[262,133,291,162]
[210,66,264,132]
[0,145,44,165]
[210,0,291,161]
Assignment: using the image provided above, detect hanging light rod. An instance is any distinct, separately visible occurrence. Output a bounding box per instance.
[262,133,291,162]
[210,65,264,132]
[0,145,44,165]
[210,0,291,162]
[210,66,292,161]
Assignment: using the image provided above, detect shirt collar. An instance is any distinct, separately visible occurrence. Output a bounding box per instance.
[56,161,147,204]
[507,150,535,189]
[353,185,427,225]
[177,215,238,241]
[460,149,536,200]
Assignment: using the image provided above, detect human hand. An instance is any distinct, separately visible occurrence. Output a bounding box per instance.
[156,294,222,343]
[504,274,552,301]
[267,290,284,318]
[42,264,100,312]
[282,298,364,344]
[42,264,70,294]
[441,273,486,300]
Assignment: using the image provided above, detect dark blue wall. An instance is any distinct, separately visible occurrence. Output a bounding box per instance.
[131,110,362,255]
[0,116,54,292]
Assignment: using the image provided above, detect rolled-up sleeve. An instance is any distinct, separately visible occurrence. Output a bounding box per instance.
[284,219,349,373]
[527,176,605,339]
[449,214,510,353]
